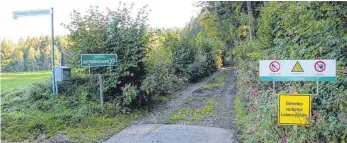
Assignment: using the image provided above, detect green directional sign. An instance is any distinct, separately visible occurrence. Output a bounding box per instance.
[81,54,117,67]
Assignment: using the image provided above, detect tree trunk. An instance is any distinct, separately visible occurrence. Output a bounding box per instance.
[247,1,254,40]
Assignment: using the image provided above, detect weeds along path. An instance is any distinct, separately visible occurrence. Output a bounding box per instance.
[133,70,224,125]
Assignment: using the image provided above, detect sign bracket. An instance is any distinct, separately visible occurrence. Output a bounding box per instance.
[81,54,117,106]
[315,81,319,96]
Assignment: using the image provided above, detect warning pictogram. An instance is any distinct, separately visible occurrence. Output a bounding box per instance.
[315,61,326,72]
[291,61,304,72]
[269,61,280,72]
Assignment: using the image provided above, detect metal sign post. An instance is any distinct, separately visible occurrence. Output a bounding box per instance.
[99,74,104,106]
[51,8,56,95]
[259,59,336,126]
[80,54,117,105]
[12,8,56,95]
[260,60,336,95]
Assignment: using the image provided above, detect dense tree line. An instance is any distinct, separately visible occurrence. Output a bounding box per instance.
[0,36,68,72]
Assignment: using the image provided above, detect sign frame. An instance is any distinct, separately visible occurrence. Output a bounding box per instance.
[278,94,312,126]
[259,60,336,81]
[80,54,117,67]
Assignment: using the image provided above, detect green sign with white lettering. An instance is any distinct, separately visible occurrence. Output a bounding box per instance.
[81,54,117,67]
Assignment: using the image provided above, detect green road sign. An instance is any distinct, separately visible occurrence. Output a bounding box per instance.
[81,54,117,67]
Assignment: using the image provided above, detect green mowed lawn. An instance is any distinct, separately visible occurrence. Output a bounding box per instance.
[1,71,51,93]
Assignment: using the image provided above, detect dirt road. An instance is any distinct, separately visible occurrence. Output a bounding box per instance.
[106,69,237,143]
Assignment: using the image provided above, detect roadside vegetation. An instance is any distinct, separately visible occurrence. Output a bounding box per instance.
[196,1,347,142]
[1,2,224,142]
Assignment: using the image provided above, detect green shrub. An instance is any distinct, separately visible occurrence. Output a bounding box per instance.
[143,32,182,96]
[142,63,181,96]
[62,3,151,106]
[121,83,140,106]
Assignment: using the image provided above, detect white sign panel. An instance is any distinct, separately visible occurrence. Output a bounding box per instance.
[259,60,336,81]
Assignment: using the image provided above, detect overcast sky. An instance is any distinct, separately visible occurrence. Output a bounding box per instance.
[0,0,201,42]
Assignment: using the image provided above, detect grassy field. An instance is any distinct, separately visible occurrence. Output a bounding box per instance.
[1,71,51,93]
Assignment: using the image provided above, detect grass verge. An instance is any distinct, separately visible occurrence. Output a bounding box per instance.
[1,107,143,142]
[166,99,216,123]
[65,113,141,142]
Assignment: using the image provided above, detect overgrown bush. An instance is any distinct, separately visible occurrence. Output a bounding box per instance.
[142,30,182,96]
[62,3,151,106]
[172,30,222,82]
[1,77,127,141]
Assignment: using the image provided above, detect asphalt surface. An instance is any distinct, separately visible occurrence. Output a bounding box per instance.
[105,124,234,143]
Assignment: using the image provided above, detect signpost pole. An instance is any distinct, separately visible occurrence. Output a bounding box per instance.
[99,74,104,106]
[51,7,56,95]
[316,81,319,95]
[55,81,58,94]
[273,81,276,95]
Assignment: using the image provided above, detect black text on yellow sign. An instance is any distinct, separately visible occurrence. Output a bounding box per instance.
[278,94,311,125]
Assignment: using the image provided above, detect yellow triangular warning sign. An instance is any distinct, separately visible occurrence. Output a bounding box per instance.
[291,61,304,72]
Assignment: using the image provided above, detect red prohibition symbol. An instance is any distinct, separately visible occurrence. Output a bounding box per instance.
[315,61,326,72]
[269,61,280,72]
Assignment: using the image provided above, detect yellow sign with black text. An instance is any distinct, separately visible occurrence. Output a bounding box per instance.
[278,94,311,125]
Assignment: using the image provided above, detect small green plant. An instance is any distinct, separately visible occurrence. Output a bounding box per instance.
[80,90,88,105]
[215,72,227,83]
[122,83,140,106]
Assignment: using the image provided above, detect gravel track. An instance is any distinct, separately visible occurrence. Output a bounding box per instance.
[189,70,236,129]
[132,70,224,125]
[106,69,239,143]
[133,68,237,130]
